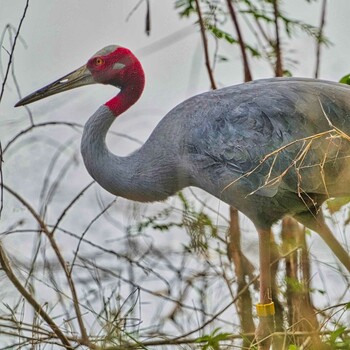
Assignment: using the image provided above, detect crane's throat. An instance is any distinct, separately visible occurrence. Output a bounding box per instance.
[105,65,145,117]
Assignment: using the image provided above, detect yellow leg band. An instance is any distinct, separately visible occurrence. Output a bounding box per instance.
[256,302,275,317]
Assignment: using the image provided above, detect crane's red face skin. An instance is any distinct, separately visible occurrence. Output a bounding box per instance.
[87,47,144,89]
[87,47,145,116]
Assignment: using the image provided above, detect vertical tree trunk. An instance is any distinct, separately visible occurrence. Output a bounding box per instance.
[226,0,252,81]
[281,218,322,348]
[269,232,284,350]
[272,0,283,77]
[314,0,327,78]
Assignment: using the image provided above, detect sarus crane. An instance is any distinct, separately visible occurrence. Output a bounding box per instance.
[16,45,350,348]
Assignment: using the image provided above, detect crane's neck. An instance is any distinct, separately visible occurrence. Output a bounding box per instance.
[104,64,145,117]
[81,70,183,202]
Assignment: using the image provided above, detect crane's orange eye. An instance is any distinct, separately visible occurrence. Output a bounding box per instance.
[95,57,104,66]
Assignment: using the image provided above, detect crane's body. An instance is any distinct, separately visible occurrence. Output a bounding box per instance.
[16,45,350,349]
[82,77,350,229]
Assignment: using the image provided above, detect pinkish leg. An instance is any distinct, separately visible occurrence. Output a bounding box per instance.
[255,228,275,350]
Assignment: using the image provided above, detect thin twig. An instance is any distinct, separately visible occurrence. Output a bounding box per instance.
[145,0,151,35]
[125,0,144,22]
[194,0,217,90]
[3,121,141,155]
[69,199,116,275]
[0,242,72,349]
[51,181,94,235]
[1,184,90,346]
[39,137,79,219]
[221,128,343,195]
[0,0,29,103]
[0,142,3,219]
[170,245,301,342]
[226,0,252,82]
[272,0,283,77]
[3,122,82,154]
[314,0,327,78]
[7,24,34,125]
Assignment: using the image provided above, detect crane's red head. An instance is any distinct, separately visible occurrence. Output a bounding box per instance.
[87,45,145,115]
[15,45,145,117]
[87,45,143,87]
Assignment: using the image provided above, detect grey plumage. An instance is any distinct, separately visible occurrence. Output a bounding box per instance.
[81,78,350,231]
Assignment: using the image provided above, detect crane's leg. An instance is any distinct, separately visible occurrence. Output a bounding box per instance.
[255,228,275,350]
[295,210,350,274]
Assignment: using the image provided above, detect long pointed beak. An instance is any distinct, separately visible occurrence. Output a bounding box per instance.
[15,65,95,107]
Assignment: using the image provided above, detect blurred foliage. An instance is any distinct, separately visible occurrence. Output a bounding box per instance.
[340,73,350,85]
[326,325,350,349]
[131,192,218,254]
[195,328,232,350]
[175,0,329,72]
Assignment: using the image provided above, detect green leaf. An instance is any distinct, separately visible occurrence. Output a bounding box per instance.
[246,44,261,57]
[283,70,293,77]
[340,74,350,85]
[175,0,196,17]
[240,9,274,24]
[195,328,231,350]
[178,191,190,210]
[329,326,346,344]
[205,23,261,57]
[288,345,300,350]
[304,228,311,236]
[285,276,303,293]
[206,24,237,44]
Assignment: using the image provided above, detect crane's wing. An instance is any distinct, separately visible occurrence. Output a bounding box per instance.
[184,78,350,198]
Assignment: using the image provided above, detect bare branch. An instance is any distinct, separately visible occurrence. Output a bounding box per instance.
[0,242,73,349]
[272,0,283,77]
[69,199,116,275]
[1,184,90,345]
[51,181,94,235]
[314,0,327,78]
[194,0,217,90]
[0,142,3,219]
[0,0,29,103]
[226,0,252,82]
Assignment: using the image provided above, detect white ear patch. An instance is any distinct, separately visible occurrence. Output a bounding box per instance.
[113,62,126,70]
